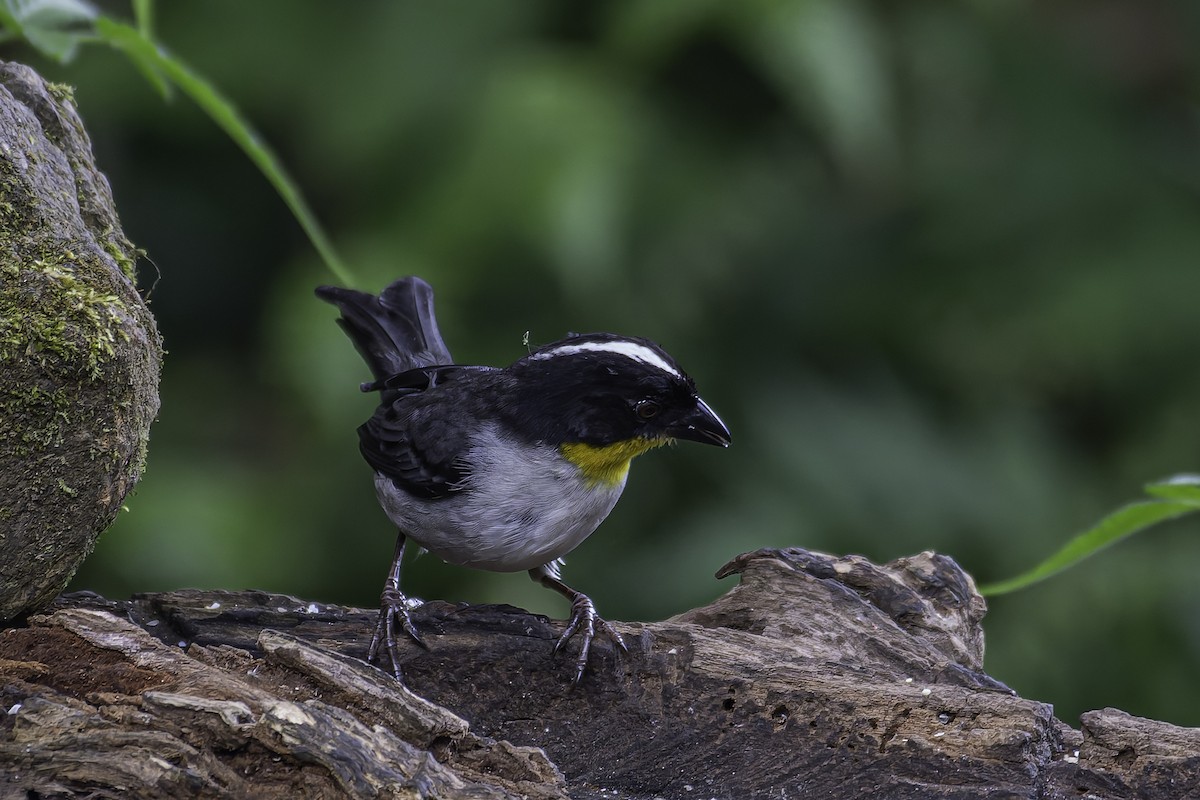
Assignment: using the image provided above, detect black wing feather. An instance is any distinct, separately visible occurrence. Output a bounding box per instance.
[357,367,500,499]
[319,278,506,499]
[358,411,465,499]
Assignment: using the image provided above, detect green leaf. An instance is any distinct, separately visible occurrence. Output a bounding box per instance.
[978,490,1200,596]
[0,0,98,62]
[132,0,152,38]
[1143,473,1200,504]
[0,5,24,37]
[94,17,357,288]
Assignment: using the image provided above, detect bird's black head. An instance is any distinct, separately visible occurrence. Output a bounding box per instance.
[503,333,731,450]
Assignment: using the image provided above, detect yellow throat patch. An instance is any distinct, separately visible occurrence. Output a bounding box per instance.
[560,438,668,487]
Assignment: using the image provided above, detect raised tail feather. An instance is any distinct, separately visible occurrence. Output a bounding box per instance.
[316,277,454,384]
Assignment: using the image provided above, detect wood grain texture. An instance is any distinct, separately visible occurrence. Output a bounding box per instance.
[2,548,1197,799]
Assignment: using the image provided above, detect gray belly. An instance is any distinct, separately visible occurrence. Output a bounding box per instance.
[372,430,626,573]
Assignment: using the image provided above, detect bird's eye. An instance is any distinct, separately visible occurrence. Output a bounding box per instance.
[635,400,660,420]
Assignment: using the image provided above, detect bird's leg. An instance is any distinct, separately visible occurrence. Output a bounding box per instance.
[368,530,427,680]
[530,565,628,684]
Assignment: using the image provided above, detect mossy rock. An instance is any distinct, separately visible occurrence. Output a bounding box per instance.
[0,62,161,622]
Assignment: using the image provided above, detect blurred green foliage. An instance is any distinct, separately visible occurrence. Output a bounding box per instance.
[9,0,1200,726]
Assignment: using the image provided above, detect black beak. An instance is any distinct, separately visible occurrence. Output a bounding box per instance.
[668,396,731,447]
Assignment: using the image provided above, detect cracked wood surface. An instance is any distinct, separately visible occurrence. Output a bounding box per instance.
[2,548,1198,799]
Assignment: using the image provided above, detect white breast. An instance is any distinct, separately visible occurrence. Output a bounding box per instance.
[373,423,626,573]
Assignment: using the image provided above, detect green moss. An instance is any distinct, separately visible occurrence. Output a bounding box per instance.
[0,79,136,386]
[1,383,71,451]
[0,66,163,622]
[45,82,76,106]
[0,232,138,478]
[101,235,139,281]
[0,251,130,382]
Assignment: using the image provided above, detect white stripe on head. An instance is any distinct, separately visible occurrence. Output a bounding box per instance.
[532,339,682,378]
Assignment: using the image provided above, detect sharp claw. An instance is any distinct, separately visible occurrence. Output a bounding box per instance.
[365,532,423,681]
[367,585,425,681]
[553,612,584,654]
[598,618,629,653]
[553,592,623,684]
[530,567,625,682]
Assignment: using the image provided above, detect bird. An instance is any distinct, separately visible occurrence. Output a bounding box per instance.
[316,276,730,683]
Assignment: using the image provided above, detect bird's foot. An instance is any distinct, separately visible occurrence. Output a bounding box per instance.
[554,591,628,684]
[367,586,428,681]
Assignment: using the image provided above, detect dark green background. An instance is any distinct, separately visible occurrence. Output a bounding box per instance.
[15,1,1200,727]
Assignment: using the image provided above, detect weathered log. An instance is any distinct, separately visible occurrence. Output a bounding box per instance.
[0,60,162,622]
[2,548,1197,799]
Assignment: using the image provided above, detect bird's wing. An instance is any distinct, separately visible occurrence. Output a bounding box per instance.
[357,368,497,499]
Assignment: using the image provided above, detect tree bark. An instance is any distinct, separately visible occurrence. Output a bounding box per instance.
[2,548,1197,799]
[0,60,162,623]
